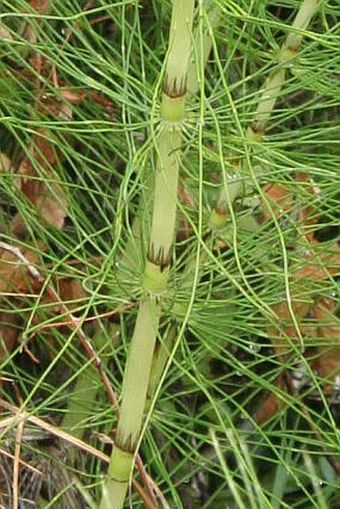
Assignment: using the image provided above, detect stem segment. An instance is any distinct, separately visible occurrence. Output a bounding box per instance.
[100,2,195,507]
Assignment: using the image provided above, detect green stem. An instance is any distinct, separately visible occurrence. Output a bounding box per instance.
[113,297,161,451]
[147,322,177,401]
[99,2,195,507]
[249,0,319,140]
[122,1,222,274]
[210,0,319,229]
[147,125,182,269]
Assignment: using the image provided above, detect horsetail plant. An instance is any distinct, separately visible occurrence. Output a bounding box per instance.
[99,2,195,508]
[101,2,320,505]
[0,0,337,507]
[209,0,319,231]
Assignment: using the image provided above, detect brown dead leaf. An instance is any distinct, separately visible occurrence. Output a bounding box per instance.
[0,23,12,41]
[295,173,320,241]
[0,242,89,369]
[261,173,320,232]
[0,244,42,376]
[0,246,41,293]
[253,374,287,424]
[294,242,340,281]
[28,0,49,13]
[269,300,312,357]
[57,278,86,308]
[258,173,338,423]
[39,277,87,317]
[59,89,86,103]
[10,130,67,234]
[261,182,293,222]
[0,313,21,361]
[312,345,340,390]
[268,243,339,357]
[311,297,340,390]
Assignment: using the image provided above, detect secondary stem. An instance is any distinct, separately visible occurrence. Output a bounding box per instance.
[209,0,319,230]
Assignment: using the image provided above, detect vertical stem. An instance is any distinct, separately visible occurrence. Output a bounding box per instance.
[113,298,161,451]
[147,322,177,401]
[247,0,318,141]
[210,0,319,229]
[100,2,195,508]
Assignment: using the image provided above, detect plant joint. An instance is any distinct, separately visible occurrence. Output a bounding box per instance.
[209,206,228,230]
[143,257,170,294]
[279,45,298,65]
[161,91,186,123]
[163,74,186,98]
[108,443,134,482]
[247,123,264,141]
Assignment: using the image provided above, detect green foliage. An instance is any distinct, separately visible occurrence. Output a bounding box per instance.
[0,1,339,507]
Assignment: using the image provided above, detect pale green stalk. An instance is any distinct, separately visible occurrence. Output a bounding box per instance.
[99,2,195,508]
[209,0,319,229]
[247,0,319,140]
[145,1,224,396]
[147,323,177,401]
[121,2,223,400]
[121,1,222,277]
